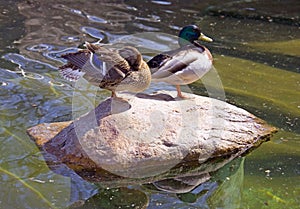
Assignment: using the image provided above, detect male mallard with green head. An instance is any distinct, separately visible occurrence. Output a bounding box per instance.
[59,43,151,98]
[148,25,213,98]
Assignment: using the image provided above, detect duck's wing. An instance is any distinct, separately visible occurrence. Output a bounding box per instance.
[59,50,90,81]
[59,45,132,86]
[147,54,173,74]
[148,46,201,80]
[91,46,132,87]
[59,49,107,82]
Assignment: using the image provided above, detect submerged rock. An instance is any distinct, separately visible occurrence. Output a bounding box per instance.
[27,91,276,181]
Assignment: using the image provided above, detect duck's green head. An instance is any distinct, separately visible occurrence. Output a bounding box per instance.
[178,25,213,47]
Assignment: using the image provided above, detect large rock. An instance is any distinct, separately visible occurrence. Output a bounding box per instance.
[27,91,276,180]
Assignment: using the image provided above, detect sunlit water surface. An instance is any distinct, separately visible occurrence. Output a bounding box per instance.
[0,0,299,208]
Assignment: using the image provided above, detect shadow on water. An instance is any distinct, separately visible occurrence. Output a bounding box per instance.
[0,0,299,208]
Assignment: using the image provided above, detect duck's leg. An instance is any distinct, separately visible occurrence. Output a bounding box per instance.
[110,90,128,101]
[176,85,185,98]
[111,91,117,98]
[176,85,193,99]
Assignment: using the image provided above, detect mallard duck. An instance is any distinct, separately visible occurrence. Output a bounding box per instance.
[148,25,213,98]
[59,42,151,97]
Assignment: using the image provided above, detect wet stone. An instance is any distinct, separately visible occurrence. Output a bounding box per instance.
[27,91,276,181]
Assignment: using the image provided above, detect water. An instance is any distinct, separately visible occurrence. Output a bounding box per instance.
[0,0,299,208]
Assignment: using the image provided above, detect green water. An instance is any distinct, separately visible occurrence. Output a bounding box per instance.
[0,0,299,208]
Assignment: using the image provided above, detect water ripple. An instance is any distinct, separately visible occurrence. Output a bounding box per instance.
[46,47,79,62]
[48,80,65,87]
[81,27,107,40]
[105,11,133,22]
[136,15,161,23]
[0,81,8,86]
[115,32,177,53]
[126,6,138,11]
[26,44,53,52]
[0,80,16,91]
[3,53,56,72]
[60,36,81,43]
[23,72,44,80]
[151,0,172,5]
[132,23,160,32]
[86,15,108,24]
[0,68,20,79]
[70,8,84,16]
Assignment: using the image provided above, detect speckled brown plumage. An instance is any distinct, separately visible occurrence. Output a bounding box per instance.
[59,42,151,97]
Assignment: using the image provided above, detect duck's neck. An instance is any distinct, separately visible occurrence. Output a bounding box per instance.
[178,39,205,52]
[178,38,192,47]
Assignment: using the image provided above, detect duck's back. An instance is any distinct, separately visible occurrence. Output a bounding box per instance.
[59,47,131,88]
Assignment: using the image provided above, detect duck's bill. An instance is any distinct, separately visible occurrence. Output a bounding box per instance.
[199,33,213,42]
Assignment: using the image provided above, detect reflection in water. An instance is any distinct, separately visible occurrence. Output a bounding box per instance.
[71,187,149,209]
[48,146,244,208]
[152,173,211,194]
[146,158,244,208]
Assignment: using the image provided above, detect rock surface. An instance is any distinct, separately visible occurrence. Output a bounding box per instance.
[27,91,276,180]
